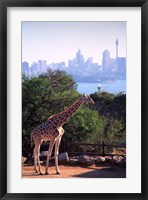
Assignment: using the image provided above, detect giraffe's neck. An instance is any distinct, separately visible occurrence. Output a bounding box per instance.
[51,98,83,126]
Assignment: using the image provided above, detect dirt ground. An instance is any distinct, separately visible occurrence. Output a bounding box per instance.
[22,164,126,178]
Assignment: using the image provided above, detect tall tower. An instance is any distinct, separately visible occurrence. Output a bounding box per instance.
[115,39,119,59]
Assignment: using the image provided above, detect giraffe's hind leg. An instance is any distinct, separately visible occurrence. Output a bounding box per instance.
[37,144,43,175]
[55,136,62,174]
[33,147,38,173]
[34,140,43,175]
[54,127,64,174]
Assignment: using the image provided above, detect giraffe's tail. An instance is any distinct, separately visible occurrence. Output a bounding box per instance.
[31,133,33,147]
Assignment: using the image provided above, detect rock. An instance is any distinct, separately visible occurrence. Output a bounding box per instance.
[119,157,126,167]
[40,151,51,161]
[33,151,70,164]
[37,161,43,164]
[22,156,27,164]
[40,151,48,156]
[50,152,69,164]
[69,158,78,165]
[113,156,123,164]
[40,151,69,164]
[95,156,106,164]
[24,156,34,165]
[58,152,69,164]
[105,156,112,163]
[78,155,95,166]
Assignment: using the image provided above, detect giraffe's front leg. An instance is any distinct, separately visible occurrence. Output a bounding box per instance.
[55,137,62,174]
[45,141,55,175]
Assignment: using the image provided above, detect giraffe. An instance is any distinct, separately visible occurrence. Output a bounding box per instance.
[31,94,94,175]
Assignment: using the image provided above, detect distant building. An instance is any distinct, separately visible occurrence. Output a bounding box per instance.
[22,61,29,76]
[59,62,66,71]
[102,50,111,69]
[30,62,40,76]
[68,59,77,73]
[76,50,85,70]
[100,39,126,79]
[115,39,126,76]
[30,60,47,76]
[86,57,93,71]
[76,50,85,64]
[115,39,119,59]
[111,58,118,72]
[39,60,47,73]
[117,57,126,74]
[50,62,65,71]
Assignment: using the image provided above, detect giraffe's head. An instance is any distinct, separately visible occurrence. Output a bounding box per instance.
[81,94,94,105]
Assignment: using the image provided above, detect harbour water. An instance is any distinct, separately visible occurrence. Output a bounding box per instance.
[77,80,126,94]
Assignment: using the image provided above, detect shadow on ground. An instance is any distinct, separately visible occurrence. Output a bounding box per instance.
[22,163,126,178]
[71,165,126,178]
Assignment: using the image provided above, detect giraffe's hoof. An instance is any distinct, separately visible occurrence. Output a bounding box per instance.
[45,172,49,175]
[39,172,43,175]
[56,171,60,175]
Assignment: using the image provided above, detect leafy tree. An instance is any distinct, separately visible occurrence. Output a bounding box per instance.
[64,106,105,142]
[22,71,126,155]
[90,91,126,144]
[22,70,78,144]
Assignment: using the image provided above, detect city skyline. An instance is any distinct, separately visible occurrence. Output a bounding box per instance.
[22,46,125,67]
[22,48,126,83]
[22,21,126,65]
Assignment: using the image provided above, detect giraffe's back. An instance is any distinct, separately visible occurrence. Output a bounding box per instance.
[31,121,55,143]
[31,118,63,143]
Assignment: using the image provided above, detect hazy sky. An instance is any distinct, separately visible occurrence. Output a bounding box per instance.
[22,21,126,66]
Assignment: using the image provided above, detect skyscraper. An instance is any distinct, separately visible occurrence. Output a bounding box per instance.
[22,61,29,76]
[102,50,111,69]
[39,60,47,73]
[115,39,119,59]
[30,62,40,76]
[76,50,85,67]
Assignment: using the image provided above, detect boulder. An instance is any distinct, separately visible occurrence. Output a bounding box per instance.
[113,155,123,164]
[58,152,69,164]
[40,151,48,156]
[24,156,34,165]
[78,155,95,166]
[119,157,126,167]
[105,156,112,163]
[95,156,106,164]
[50,152,69,164]
[38,151,49,161]
[69,158,78,165]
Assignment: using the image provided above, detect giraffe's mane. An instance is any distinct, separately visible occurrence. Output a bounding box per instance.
[59,98,81,114]
[48,97,81,120]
